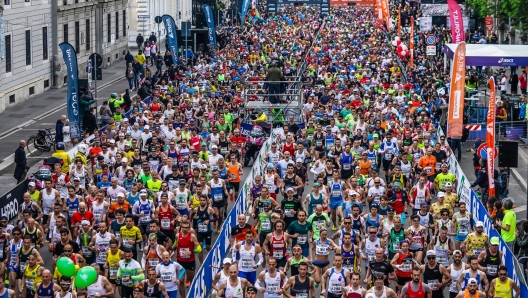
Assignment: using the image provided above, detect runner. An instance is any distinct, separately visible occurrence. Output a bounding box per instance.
[365,273,398,298]
[117,247,144,298]
[282,261,315,298]
[454,278,486,298]
[142,268,170,298]
[155,252,184,298]
[218,265,252,298]
[419,250,452,298]
[191,195,217,263]
[487,266,520,298]
[400,267,433,298]
[173,221,201,295]
[310,228,338,288]
[447,250,469,298]
[87,264,114,298]
[321,254,350,298]
[255,258,287,298]
[232,230,262,285]
[263,220,290,271]
[476,236,503,283]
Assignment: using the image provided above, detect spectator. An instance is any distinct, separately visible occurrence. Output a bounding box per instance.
[123,89,132,112]
[52,142,71,173]
[14,140,28,183]
[265,62,284,104]
[79,90,96,125]
[499,72,508,95]
[83,108,97,135]
[135,50,146,66]
[149,32,157,44]
[125,50,134,65]
[132,59,142,91]
[496,198,516,251]
[125,62,137,90]
[509,73,519,94]
[519,70,527,95]
[99,101,113,126]
[516,221,528,277]
[63,119,71,151]
[55,115,66,143]
[470,158,489,204]
[164,50,173,68]
[135,33,144,50]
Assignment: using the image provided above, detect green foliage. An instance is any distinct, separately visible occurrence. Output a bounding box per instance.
[467,0,528,34]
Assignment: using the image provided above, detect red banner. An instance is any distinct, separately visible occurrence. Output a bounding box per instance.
[487,77,496,197]
[447,42,466,139]
[410,16,414,67]
[485,16,494,32]
[447,0,464,43]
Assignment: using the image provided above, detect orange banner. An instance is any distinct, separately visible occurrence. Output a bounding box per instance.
[398,8,401,37]
[487,77,496,197]
[410,16,414,67]
[447,42,466,139]
[381,0,390,29]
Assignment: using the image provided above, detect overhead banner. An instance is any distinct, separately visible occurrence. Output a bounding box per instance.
[59,43,81,139]
[330,0,376,5]
[447,42,466,139]
[162,15,178,65]
[447,0,464,43]
[202,4,217,46]
[487,77,496,196]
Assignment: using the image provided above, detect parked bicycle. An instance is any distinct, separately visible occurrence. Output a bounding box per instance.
[27,128,56,155]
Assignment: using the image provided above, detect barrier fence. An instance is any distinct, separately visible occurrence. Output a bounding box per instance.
[437,126,528,294]
[463,120,528,142]
[187,132,274,298]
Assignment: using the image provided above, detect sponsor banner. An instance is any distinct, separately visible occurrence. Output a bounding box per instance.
[162,15,179,65]
[241,0,251,26]
[447,42,466,138]
[447,0,464,43]
[187,134,274,298]
[202,4,217,46]
[1,180,30,223]
[330,0,376,6]
[486,77,496,196]
[438,126,528,294]
[59,43,82,139]
[240,122,306,137]
[410,16,414,67]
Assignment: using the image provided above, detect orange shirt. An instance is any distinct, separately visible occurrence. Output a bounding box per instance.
[109,201,131,215]
[228,162,241,183]
[418,155,437,176]
[359,160,371,176]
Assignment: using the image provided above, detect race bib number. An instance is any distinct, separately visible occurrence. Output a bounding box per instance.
[368,254,376,262]
[161,219,171,229]
[97,251,107,263]
[400,262,411,272]
[68,209,75,218]
[343,163,351,170]
[458,227,469,236]
[330,284,343,293]
[109,267,118,278]
[121,275,132,286]
[428,280,439,291]
[161,272,172,282]
[149,258,159,267]
[267,285,279,293]
[393,241,400,251]
[437,256,448,266]
[415,197,425,207]
[316,140,322,147]
[123,238,133,248]
[472,248,484,257]
[179,248,190,258]
[230,174,237,180]
[297,234,307,245]
[140,215,151,223]
[198,222,208,233]
[115,231,121,240]
[295,293,308,298]
[240,259,253,269]
[316,245,329,255]
[271,156,279,163]
[26,278,34,290]
[82,246,92,256]
[261,220,271,231]
[424,167,432,174]
[284,209,294,217]
[487,265,498,276]
[213,193,223,202]
[273,250,284,259]
[20,262,26,272]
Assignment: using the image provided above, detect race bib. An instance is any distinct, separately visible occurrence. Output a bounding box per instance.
[415,197,425,207]
[273,250,284,259]
[458,227,469,236]
[487,265,498,276]
[179,248,190,258]
[400,262,411,272]
[121,275,132,286]
[330,284,342,293]
[261,220,271,231]
[343,164,351,170]
[68,209,75,218]
[295,293,308,298]
[316,245,329,255]
[149,258,159,267]
[297,234,307,245]
[161,219,171,229]
[82,246,92,256]
[428,280,439,291]
[368,253,376,262]
[109,267,118,278]
[26,278,34,290]
[140,215,151,223]
[230,174,237,180]
[271,156,279,163]
[393,242,400,251]
[424,167,432,174]
[316,140,322,147]
[213,193,223,202]
[115,231,121,240]
[198,222,208,233]
[123,238,133,248]
[240,259,253,269]
[267,285,279,293]
[97,251,107,263]
[161,272,172,282]
[20,262,26,272]
[437,256,448,266]
[472,248,484,257]
[284,209,294,217]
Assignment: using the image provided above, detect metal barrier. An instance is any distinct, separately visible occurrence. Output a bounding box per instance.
[464,120,528,142]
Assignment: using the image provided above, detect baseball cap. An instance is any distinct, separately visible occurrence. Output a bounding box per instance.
[313,182,321,187]
[144,125,150,129]
[475,221,484,227]
[373,134,379,138]
[81,220,91,225]
[444,182,452,187]
[122,157,128,163]
[117,192,125,198]
[437,192,445,198]
[348,190,359,196]
[296,158,303,163]
[73,177,81,181]
[286,187,294,193]
[182,162,189,166]
[426,250,437,257]
[393,181,401,187]
[453,250,462,255]
[223,258,232,264]
[200,164,207,169]
[467,278,478,285]
[212,145,218,149]
[139,189,148,195]
[172,165,179,170]
[490,236,500,245]
[387,206,395,213]
[420,201,429,207]
[28,181,36,187]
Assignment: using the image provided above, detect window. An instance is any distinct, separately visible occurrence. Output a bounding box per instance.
[4,0,10,5]
[85,19,91,50]
[107,13,111,43]
[63,24,68,43]
[9,95,15,103]
[44,80,49,88]
[115,11,119,39]
[5,35,11,73]
[29,87,35,95]
[123,10,126,37]
[42,27,48,60]
[25,30,31,66]
[75,21,80,53]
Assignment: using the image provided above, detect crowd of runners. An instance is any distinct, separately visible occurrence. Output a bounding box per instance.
[0,2,522,298]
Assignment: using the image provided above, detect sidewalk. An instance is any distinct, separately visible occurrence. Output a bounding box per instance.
[0,60,129,195]
[457,141,527,219]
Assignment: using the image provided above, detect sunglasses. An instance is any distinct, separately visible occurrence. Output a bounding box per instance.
[427,256,436,260]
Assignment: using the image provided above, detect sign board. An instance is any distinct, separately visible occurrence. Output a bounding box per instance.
[181,21,191,37]
[477,143,498,159]
[138,15,150,19]
[89,53,103,68]
[267,0,278,13]
[426,45,436,56]
[155,16,163,24]
[485,16,493,31]
[320,0,330,16]
[425,34,437,45]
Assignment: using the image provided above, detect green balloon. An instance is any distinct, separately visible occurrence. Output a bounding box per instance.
[74,266,98,289]
[56,257,76,277]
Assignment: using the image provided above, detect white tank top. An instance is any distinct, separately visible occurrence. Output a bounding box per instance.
[92,202,106,223]
[338,134,348,145]
[264,173,277,192]
[101,151,113,164]
[174,189,189,210]
[190,160,202,170]
[268,151,280,164]
[116,166,128,183]
[434,235,450,267]
[73,167,87,186]
[216,270,229,287]
[372,287,388,298]
[94,232,111,264]
[347,286,364,297]
[449,262,466,293]
[209,134,219,149]
[413,184,427,206]
[295,150,307,163]
[42,188,57,214]
[264,270,282,298]
[238,242,256,272]
[365,237,380,265]
[49,212,58,232]
[400,161,412,176]
[328,267,346,294]
[225,277,243,298]
[55,292,72,298]
[87,276,105,298]
[51,226,61,244]
[355,121,366,134]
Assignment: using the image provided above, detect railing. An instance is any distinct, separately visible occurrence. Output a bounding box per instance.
[463,120,528,142]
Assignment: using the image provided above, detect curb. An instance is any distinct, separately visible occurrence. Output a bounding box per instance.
[511,168,527,193]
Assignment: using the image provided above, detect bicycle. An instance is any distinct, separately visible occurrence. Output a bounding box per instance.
[27,128,56,155]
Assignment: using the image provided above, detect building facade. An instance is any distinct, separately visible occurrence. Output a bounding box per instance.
[53,0,129,88]
[0,0,53,113]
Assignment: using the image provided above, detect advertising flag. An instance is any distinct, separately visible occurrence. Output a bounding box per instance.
[410,16,414,67]
[241,0,251,26]
[162,15,178,65]
[447,0,465,43]
[59,43,81,139]
[398,8,401,37]
[447,42,466,139]
[487,77,496,196]
[202,4,217,46]
[381,0,389,29]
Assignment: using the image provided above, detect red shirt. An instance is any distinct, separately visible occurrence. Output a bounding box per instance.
[230,135,246,145]
[71,210,94,225]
